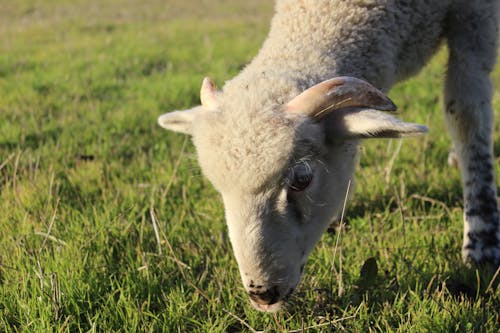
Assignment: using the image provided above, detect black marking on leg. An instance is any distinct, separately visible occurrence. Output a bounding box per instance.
[467,160,493,173]
[463,243,477,251]
[464,227,500,265]
[457,134,499,264]
[477,172,495,184]
[465,232,479,250]
[482,232,500,248]
[466,186,500,224]
[465,170,495,187]
[465,208,479,217]
[474,134,490,147]
[446,100,456,114]
[468,229,499,248]
[473,152,492,162]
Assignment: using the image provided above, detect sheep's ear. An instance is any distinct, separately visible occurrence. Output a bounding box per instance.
[285,76,396,118]
[326,108,428,139]
[158,106,203,135]
[158,77,219,135]
[200,77,218,110]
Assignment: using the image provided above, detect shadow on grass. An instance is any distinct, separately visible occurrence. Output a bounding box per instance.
[284,253,499,330]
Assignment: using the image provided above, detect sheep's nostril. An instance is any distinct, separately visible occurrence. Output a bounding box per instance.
[248,286,280,305]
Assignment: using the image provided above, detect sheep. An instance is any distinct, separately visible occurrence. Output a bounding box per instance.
[158,0,500,312]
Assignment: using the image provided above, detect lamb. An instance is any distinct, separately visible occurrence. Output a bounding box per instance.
[158,0,500,312]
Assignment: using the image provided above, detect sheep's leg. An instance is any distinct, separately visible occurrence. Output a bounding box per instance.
[444,3,500,265]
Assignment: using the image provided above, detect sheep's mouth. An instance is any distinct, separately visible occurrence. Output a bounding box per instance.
[249,288,294,313]
[250,299,284,313]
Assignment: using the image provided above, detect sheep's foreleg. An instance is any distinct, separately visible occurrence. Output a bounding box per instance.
[444,3,500,265]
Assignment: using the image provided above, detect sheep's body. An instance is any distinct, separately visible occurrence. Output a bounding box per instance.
[227,0,448,96]
[159,0,500,312]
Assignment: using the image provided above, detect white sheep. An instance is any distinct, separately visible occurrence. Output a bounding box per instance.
[158,0,500,312]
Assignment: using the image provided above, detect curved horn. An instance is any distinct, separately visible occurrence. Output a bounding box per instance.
[285,76,397,118]
[200,77,218,110]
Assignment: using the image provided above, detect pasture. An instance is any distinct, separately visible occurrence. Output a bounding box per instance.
[0,0,499,331]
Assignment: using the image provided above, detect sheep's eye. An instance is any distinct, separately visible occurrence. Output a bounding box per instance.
[288,161,313,192]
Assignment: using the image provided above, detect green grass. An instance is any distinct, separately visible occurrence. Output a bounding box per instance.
[1,0,499,332]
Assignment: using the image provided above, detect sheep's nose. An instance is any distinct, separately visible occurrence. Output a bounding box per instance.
[248,286,280,305]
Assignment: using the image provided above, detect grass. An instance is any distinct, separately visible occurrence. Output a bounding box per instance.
[0,0,499,331]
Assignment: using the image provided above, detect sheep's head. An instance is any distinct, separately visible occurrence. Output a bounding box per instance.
[158,76,427,312]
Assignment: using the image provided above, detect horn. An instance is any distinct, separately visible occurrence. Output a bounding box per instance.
[285,76,396,118]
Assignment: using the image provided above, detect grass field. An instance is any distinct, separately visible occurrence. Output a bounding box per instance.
[1,0,499,332]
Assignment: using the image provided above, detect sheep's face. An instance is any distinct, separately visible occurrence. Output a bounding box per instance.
[158,77,427,312]
[191,107,358,312]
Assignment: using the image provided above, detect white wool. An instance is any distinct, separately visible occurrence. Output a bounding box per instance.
[158,0,500,312]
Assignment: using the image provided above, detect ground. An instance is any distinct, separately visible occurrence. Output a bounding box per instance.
[0,0,499,332]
